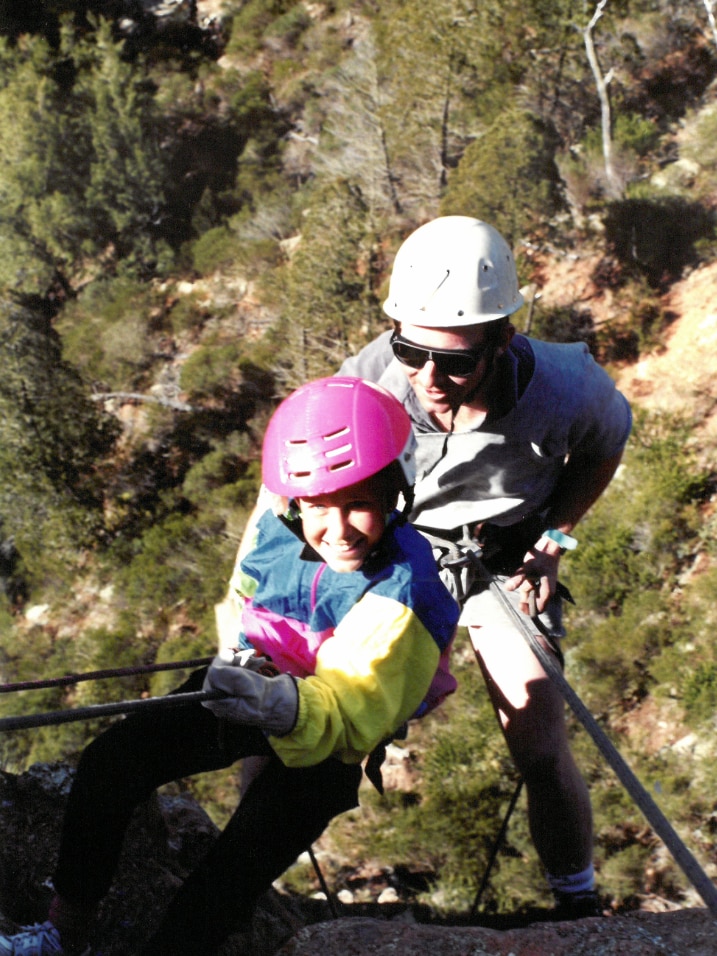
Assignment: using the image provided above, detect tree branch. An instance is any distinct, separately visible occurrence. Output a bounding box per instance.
[90,392,198,412]
[584,0,623,199]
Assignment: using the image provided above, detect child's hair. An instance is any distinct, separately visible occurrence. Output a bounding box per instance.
[262,376,416,514]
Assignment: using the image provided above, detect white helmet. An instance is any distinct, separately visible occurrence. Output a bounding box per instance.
[383,216,523,327]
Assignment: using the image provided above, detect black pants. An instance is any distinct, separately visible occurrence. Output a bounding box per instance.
[52,669,362,954]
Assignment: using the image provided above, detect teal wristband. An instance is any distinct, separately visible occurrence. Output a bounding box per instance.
[544,528,578,552]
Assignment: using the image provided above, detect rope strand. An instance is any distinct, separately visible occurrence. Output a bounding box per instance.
[0,688,226,732]
[0,656,214,694]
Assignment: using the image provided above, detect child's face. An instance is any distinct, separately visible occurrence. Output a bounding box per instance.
[297,474,389,573]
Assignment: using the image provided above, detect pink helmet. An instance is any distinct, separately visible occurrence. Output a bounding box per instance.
[262,376,416,499]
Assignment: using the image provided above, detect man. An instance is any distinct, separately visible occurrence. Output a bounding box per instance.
[338,215,632,916]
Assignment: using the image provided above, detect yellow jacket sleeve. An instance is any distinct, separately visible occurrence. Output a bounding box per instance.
[268,591,440,767]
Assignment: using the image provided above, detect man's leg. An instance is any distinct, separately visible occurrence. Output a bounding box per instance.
[142,756,363,955]
[468,613,594,901]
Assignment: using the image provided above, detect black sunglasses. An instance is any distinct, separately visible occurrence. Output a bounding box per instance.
[390,331,487,377]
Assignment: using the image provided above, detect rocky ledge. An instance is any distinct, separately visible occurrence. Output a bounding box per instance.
[0,764,714,955]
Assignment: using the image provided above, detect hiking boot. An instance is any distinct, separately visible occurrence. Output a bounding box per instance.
[0,922,89,956]
[551,889,604,920]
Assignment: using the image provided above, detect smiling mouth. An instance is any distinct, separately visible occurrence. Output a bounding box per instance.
[324,539,365,553]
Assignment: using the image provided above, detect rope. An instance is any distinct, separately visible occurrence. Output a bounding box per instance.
[484,569,717,919]
[307,845,340,919]
[0,688,227,732]
[0,656,214,694]
[469,777,523,918]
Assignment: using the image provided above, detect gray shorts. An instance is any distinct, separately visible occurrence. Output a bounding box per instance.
[455,574,566,641]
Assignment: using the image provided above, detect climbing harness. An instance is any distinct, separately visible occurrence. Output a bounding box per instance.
[434,530,717,920]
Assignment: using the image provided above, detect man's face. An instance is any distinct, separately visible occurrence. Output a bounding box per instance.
[297,475,388,572]
[395,323,492,417]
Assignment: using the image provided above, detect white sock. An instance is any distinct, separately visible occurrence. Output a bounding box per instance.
[547,863,595,897]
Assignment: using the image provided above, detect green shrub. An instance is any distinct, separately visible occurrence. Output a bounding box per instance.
[179,340,245,401]
[569,590,673,714]
[191,227,239,275]
[167,291,213,335]
[117,512,232,618]
[563,409,708,615]
[603,197,714,286]
[441,109,562,247]
[682,103,717,199]
[225,0,301,56]
[265,5,313,47]
[57,277,166,390]
[612,112,661,158]
[529,305,596,348]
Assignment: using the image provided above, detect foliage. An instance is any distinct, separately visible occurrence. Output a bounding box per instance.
[0,0,716,918]
[179,339,246,402]
[529,304,597,349]
[441,110,563,247]
[0,19,169,296]
[564,409,708,616]
[681,101,717,199]
[57,276,168,390]
[224,0,303,57]
[0,614,152,771]
[115,512,231,620]
[273,179,381,391]
[0,297,118,589]
[651,567,717,726]
[603,197,715,286]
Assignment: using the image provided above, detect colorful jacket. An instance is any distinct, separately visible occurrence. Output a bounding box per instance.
[233,508,459,767]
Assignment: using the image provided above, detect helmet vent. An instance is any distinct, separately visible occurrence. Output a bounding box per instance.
[325,443,352,459]
[328,460,355,473]
[323,426,350,440]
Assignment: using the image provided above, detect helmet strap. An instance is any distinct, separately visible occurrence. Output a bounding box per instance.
[278,501,306,542]
[397,485,415,524]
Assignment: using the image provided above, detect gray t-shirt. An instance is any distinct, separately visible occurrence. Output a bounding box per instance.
[339,331,632,534]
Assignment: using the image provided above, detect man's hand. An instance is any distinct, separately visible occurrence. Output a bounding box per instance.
[504,536,562,615]
[202,653,298,737]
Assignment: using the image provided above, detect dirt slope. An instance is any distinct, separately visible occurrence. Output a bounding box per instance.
[616,261,717,447]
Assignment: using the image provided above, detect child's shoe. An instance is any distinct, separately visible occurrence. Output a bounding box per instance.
[0,921,89,956]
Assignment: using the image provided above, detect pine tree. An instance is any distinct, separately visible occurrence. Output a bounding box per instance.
[0,297,118,588]
[275,180,381,392]
[0,18,168,297]
[441,109,562,246]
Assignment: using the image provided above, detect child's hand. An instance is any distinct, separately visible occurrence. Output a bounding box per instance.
[202,655,298,737]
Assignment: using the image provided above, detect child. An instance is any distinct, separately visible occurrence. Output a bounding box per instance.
[0,376,459,956]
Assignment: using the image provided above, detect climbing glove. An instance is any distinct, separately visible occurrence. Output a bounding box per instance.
[202,651,298,737]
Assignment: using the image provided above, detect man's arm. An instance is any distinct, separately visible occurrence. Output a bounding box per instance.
[507,450,625,613]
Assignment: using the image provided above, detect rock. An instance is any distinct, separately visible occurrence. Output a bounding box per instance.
[276,909,717,955]
[0,763,714,955]
[0,762,219,953]
[0,762,333,955]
